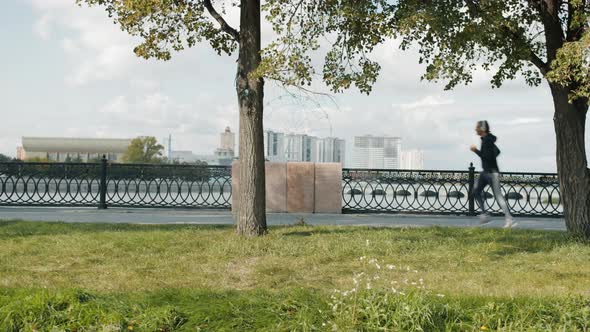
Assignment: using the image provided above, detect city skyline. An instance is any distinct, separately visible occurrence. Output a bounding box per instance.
[265,130,346,164]
[1,0,588,172]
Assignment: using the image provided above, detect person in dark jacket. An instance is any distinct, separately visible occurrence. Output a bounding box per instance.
[470,120,516,228]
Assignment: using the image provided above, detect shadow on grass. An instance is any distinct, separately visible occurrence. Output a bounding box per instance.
[0,220,585,257]
[0,219,233,238]
[281,224,584,255]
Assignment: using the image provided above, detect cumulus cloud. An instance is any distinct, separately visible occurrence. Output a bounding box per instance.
[395,95,455,110]
[33,14,52,40]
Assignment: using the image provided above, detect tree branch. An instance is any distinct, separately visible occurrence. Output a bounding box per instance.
[530,51,549,74]
[203,0,239,41]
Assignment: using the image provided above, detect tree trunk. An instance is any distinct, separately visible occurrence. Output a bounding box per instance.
[550,84,590,238]
[235,0,267,236]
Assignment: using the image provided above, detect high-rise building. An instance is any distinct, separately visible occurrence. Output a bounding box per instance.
[263,130,285,162]
[352,135,402,169]
[16,146,25,160]
[214,126,235,165]
[316,137,346,164]
[220,126,235,151]
[401,150,425,170]
[285,134,318,162]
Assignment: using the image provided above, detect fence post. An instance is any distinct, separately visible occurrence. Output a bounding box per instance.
[468,162,475,216]
[98,155,107,210]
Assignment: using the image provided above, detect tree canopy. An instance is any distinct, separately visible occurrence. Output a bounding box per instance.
[122,136,165,164]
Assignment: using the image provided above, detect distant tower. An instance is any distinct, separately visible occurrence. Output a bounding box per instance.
[220,126,235,152]
[215,126,236,166]
[168,133,172,163]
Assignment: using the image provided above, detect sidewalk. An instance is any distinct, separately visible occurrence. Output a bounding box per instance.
[0,207,566,231]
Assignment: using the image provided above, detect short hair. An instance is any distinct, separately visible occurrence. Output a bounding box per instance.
[477,120,490,133]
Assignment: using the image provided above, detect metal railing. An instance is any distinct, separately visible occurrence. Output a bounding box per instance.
[0,160,562,217]
[0,158,232,209]
[342,164,562,217]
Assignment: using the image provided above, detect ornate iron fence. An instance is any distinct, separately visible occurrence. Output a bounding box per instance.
[0,159,232,209]
[342,164,562,217]
[1,159,562,217]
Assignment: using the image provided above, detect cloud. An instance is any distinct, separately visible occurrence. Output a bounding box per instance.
[33,14,52,40]
[99,96,129,114]
[29,0,141,86]
[506,117,544,125]
[394,95,455,110]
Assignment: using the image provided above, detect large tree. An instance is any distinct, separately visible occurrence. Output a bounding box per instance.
[262,0,590,237]
[379,0,590,237]
[78,0,387,236]
[122,136,165,163]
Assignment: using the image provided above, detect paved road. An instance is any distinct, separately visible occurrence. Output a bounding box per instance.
[0,207,566,231]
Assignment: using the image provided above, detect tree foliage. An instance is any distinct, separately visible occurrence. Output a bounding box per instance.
[548,32,590,101]
[385,0,589,98]
[0,154,12,162]
[77,0,392,94]
[122,136,165,164]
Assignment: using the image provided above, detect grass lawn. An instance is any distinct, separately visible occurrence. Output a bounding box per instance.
[1,220,589,331]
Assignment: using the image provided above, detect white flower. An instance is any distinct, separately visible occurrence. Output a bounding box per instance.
[391,287,398,293]
[369,258,378,264]
[366,240,370,246]
[375,263,381,269]
[406,266,410,271]
[373,275,380,280]
[399,291,406,295]
[436,294,445,298]
[360,256,366,261]
[366,283,372,290]
[386,264,396,270]
[413,270,418,273]
[351,288,357,292]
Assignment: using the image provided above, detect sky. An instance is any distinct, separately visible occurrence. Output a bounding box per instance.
[1,0,588,172]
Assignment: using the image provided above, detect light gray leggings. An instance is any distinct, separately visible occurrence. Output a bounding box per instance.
[473,171,512,217]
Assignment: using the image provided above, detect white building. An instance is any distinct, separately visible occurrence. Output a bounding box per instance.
[401,150,425,170]
[352,135,402,169]
[214,126,236,165]
[316,137,346,164]
[263,130,286,162]
[285,134,318,162]
[220,126,235,151]
[20,137,132,162]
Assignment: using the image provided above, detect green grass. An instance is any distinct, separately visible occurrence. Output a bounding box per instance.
[0,220,589,331]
